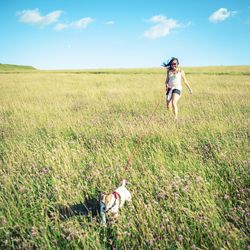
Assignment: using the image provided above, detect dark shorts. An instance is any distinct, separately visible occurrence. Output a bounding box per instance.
[166,88,181,96]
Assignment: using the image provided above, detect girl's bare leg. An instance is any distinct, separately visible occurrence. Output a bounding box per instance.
[172,93,181,121]
[167,99,173,111]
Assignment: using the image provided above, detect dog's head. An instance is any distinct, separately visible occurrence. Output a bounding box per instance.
[99,193,114,212]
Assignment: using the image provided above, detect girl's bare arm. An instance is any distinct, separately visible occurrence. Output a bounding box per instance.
[165,70,169,91]
[181,70,192,94]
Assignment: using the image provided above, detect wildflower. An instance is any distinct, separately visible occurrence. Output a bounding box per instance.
[157,192,165,199]
[42,167,49,174]
[124,231,131,237]
[174,192,179,200]
[148,239,154,245]
[31,227,38,237]
[52,239,57,245]
[195,176,202,183]
[182,186,189,192]
[19,187,26,193]
[177,235,183,242]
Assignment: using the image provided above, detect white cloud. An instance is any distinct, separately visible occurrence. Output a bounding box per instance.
[54,23,68,31]
[17,8,62,26]
[74,17,95,29]
[144,15,180,39]
[209,8,237,23]
[54,17,95,31]
[105,21,115,25]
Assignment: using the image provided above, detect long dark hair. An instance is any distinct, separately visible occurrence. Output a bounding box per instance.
[162,57,179,70]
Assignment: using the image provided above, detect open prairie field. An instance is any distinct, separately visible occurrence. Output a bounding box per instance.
[0,66,249,249]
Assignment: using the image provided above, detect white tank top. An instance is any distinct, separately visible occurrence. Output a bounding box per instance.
[168,70,182,90]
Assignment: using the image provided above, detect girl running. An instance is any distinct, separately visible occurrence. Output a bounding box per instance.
[163,57,192,121]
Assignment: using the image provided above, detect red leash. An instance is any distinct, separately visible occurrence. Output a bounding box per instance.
[124,91,164,170]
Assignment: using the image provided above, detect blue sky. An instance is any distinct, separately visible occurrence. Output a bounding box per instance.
[1,0,250,69]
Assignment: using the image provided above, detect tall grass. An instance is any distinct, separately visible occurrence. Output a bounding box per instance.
[0,67,249,249]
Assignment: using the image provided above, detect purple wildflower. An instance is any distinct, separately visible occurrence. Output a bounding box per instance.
[177,235,184,242]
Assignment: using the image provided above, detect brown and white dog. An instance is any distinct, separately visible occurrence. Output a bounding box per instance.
[100,179,131,220]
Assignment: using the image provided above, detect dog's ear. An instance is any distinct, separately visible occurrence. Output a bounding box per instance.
[99,192,105,201]
[119,179,129,187]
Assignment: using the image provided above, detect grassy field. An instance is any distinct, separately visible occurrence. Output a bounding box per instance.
[0,63,36,72]
[0,66,249,249]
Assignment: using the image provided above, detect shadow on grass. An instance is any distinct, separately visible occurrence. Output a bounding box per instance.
[49,197,100,221]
